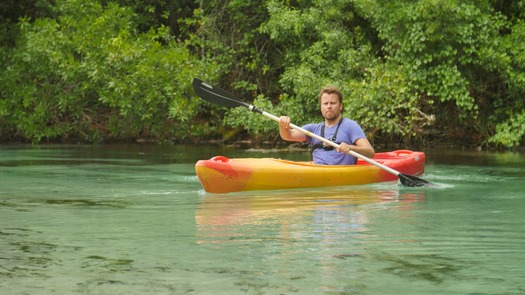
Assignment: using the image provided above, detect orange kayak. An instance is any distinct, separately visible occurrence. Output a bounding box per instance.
[195,150,426,193]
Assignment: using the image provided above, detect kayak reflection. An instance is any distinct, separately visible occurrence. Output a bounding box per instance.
[195,186,425,245]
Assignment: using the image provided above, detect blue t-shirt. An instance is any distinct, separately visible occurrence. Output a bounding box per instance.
[303,118,366,165]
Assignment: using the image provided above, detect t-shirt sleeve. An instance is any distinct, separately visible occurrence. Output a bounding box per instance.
[302,123,318,144]
[347,120,367,144]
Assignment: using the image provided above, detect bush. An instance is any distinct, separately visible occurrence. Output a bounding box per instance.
[0,0,216,143]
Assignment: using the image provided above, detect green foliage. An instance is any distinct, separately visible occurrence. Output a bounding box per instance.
[361,0,503,131]
[187,0,276,94]
[99,0,196,35]
[489,111,525,147]
[0,0,216,142]
[255,0,525,147]
[363,0,525,147]
[489,18,525,147]
[259,0,430,142]
[225,95,279,136]
[346,64,429,140]
[1,0,525,147]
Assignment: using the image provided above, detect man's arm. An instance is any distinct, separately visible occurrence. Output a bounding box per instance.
[278,116,307,142]
[337,138,375,158]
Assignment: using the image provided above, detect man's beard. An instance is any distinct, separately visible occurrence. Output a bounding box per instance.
[324,111,339,122]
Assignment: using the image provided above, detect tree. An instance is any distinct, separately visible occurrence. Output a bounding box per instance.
[230,0,525,148]
[0,0,216,142]
[249,0,434,145]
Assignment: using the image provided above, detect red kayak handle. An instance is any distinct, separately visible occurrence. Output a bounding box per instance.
[395,150,414,156]
[210,156,231,162]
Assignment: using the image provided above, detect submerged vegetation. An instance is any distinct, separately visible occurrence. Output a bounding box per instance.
[1,0,524,149]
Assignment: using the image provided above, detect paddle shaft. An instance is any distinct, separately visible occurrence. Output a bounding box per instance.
[255,108,402,177]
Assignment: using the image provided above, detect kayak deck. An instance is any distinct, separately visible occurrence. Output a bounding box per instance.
[195,150,426,193]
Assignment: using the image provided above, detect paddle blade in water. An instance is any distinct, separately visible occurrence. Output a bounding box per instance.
[398,173,433,187]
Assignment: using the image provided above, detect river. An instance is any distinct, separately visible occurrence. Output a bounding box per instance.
[1,144,524,294]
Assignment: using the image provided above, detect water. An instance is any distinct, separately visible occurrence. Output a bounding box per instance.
[1,144,524,294]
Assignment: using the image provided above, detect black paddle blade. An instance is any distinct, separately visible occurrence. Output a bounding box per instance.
[398,173,434,187]
[192,78,249,109]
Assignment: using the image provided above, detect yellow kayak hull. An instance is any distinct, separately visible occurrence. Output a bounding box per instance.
[195,150,426,193]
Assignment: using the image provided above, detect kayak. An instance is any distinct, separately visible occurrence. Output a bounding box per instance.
[195,150,426,193]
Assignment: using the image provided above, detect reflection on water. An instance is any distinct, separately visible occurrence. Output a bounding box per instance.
[1,145,524,294]
[196,186,424,245]
[193,186,441,293]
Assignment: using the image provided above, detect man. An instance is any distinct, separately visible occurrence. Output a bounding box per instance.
[278,86,375,165]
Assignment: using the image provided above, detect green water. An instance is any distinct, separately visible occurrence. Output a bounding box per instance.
[1,144,524,294]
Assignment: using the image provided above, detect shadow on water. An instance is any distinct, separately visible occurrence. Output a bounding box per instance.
[377,253,466,284]
[0,143,269,166]
[41,199,129,208]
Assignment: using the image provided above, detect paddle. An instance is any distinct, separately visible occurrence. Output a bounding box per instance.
[192,78,433,187]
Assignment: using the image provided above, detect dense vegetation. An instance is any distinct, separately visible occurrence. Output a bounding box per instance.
[1,0,524,149]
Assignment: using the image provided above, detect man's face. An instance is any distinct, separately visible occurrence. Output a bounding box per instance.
[320,93,342,121]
